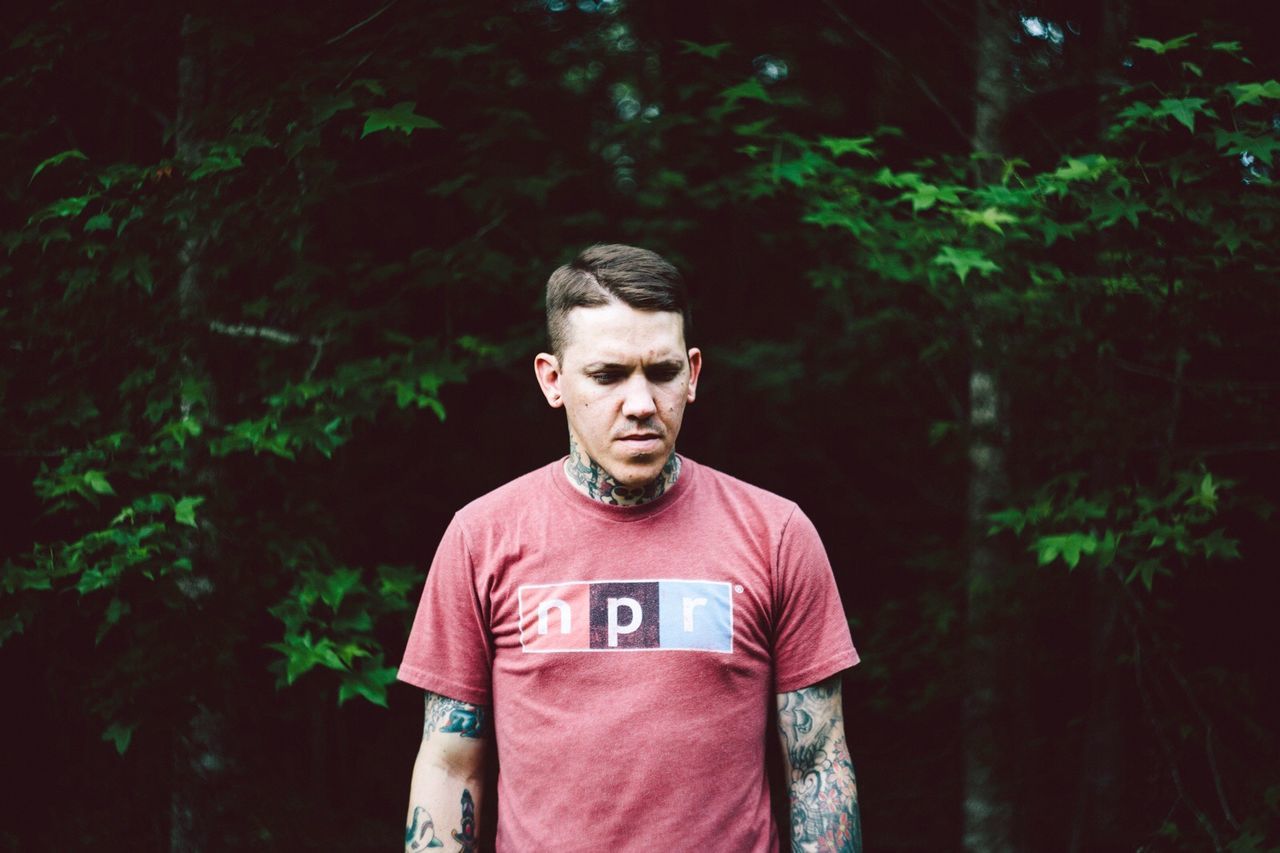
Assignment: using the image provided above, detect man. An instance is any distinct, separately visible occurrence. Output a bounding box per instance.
[399,244,861,852]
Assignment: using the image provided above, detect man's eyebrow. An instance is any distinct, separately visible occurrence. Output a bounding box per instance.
[580,358,684,372]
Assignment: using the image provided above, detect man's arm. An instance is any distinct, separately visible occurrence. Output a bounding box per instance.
[404,690,489,853]
[776,674,862,853]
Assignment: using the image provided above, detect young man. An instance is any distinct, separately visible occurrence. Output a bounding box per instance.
[399,245,861,852]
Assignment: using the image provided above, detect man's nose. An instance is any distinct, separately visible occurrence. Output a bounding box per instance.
[621,376,658,419]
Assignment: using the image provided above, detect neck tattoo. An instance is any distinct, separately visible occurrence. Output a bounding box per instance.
[564,437,681,507]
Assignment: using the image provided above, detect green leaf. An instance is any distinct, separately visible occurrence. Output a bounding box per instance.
[360,102,442,138]
[818,136,876,158]
[1051,156,1110,183]
[1181,61,1203,77]
[957,206,1018,234]
[174,496,205,527]
[103,721,136,755]
[712,78,772,119]
[931,246,1001,284]
[1213,129,1280,167]
[1158,97,1209,133]
[1200,528,1241,560]
[1132,33,1196,55]
[30,149,87,183]
[95,597,131,644]
[677,40,732,59]
[1126,558,1165,591]
[987,508,1026,536]
[83,213,113,232]
[902,182,961,212]
[83,470,115,495]
[1229,80,1280,107]
[320,567,363,611]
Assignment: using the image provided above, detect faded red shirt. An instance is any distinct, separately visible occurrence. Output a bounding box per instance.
[399,457,858,852]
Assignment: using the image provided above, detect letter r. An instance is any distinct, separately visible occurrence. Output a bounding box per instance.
[607,597,642,647]
[682,596,708,632]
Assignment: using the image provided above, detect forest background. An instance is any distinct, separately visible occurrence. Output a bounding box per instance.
[3,1,1279,850]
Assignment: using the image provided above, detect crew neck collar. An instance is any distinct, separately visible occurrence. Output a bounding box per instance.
[549,454,697,522]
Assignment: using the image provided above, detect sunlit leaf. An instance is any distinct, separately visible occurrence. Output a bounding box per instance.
[1132,33,1196,55]
[1230,80,1280,107]
[30,149,87,183]
[931,246,1000,283]
[174,496,205,527]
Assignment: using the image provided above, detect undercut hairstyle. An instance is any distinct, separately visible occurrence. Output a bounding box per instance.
[545,243,691,359]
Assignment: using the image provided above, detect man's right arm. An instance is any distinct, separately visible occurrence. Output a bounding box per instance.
[404,690,489,852]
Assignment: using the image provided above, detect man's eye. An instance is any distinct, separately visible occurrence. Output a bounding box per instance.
[591,372,623,384]
[648,367,681,382]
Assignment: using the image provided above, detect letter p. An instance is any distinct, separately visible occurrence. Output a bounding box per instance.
[606,597,642,647]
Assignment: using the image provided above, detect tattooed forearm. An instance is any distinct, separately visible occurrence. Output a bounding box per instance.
[777,676,862,853]
[407,694,487,853]
[565,435,681,506]
[423,692,487,740]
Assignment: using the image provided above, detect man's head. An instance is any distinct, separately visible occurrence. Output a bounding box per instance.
[544,244,691,362]
[535,244,701,488]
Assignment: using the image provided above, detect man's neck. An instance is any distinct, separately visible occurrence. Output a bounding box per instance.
[563,438,681,507]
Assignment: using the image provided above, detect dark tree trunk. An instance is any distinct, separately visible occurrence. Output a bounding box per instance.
[169,13,229,852]
[962,2,1016,851]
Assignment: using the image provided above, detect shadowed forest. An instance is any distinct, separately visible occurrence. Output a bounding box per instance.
[3,1,1280,850]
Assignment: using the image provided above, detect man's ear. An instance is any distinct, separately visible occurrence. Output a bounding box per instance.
[686,347,703,404]
[534,352,564,408]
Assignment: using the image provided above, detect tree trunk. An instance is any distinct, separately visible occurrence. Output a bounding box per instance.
[1069,4,1131,849]
[170,13,228,852]
[962,2,1016,851]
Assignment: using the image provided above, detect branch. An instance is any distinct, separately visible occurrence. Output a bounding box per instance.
[820,0,968,142]
[208,320,304,345]
[1111,355,1280,392]
[1129,620,1226,852]
[1117,571,1242,835]
[209,320,332,384]
[324,0,398,46]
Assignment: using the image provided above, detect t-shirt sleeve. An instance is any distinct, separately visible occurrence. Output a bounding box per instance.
[397,514,494,706]
[772,505,860,694]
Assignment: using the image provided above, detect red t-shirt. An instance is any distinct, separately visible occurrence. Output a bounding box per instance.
[398,457,858,852]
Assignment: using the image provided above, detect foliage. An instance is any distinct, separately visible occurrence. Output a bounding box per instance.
[2,2,1279,849]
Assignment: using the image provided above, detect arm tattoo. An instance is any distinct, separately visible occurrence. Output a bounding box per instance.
[452,789,477,853]
[423,692,487,740]
[405,805,444,849]
[777,676,862,853]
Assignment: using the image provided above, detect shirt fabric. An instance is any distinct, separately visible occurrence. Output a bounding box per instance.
[398,456,859,853]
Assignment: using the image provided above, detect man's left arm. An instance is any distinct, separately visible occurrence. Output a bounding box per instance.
[776,674,862,853]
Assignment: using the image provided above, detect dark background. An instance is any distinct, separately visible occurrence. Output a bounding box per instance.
[3,1,1279,850]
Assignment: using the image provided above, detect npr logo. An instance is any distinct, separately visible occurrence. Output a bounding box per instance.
[517,580,734,653]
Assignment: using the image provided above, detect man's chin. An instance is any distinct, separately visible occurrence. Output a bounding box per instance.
[603,457,666,489]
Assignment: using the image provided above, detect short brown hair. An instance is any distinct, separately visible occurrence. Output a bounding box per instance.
[545,244,691,358]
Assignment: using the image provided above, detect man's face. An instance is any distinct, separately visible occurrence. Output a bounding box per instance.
[535,300,702,487]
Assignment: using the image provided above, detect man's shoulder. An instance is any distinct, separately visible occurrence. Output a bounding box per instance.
[685,457,800,519]
[454,459,560,522]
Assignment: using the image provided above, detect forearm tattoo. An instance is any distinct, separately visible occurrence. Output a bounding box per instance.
[777,677,862,853]
[564,435,681,506]
[408,694,486,851]
[405,790,475,853]
[422,692,487,740]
